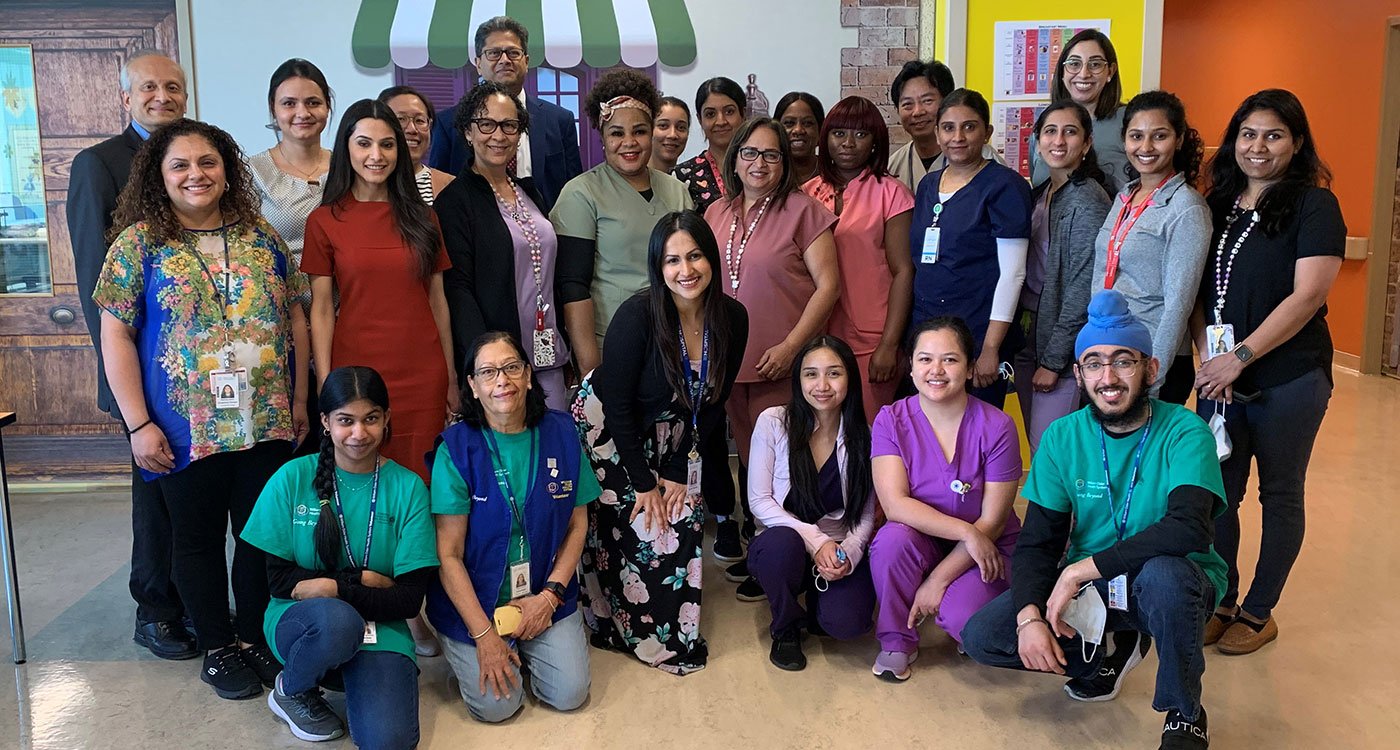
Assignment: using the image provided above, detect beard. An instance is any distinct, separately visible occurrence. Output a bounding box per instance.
[1081,377,1153,431]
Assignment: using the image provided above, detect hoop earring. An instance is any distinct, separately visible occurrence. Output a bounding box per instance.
[322,428,330,436]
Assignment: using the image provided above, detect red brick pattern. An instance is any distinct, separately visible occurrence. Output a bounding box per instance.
[839,0,922,144]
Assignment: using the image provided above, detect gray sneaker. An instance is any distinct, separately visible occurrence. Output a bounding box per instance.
[268,672,345,742]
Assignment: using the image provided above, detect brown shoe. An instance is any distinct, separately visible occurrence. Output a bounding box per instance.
[1203,613,1233,646]
[1216,616,1278,655]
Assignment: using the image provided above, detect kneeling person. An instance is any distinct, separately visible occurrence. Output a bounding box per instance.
[962,290,1225,750]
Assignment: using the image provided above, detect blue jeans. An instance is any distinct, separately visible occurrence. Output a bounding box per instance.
[440,609,590,723]
[275,598,420,750]
[962,555,1216,720]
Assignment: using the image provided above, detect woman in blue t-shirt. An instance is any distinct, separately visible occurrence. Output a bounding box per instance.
[908,89,1033,409]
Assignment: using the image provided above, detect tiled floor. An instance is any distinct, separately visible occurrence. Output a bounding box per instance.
[1,367,1397,748]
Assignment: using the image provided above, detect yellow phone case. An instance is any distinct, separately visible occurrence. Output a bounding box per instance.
[493,604,523,637]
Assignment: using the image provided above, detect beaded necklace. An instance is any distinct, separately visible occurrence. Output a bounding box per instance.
[492,180,556,366]
[1212,197,1260,325]
[724,194,773,294]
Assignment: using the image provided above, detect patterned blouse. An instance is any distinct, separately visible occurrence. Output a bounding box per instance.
[673,150,726,213]
[93,218,307,478]
[248,149,324,313]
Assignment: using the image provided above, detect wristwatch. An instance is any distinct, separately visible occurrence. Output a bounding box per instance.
[542,581,567,602]
[1232,343,1255,363]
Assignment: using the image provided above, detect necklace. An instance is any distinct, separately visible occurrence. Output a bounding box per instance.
[276,142,325,185]
[724,194,773,293]
[1211,198,1259,325]
[491,179,557,368]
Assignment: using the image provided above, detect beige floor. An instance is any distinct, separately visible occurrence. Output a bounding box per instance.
[1,367,1398,748]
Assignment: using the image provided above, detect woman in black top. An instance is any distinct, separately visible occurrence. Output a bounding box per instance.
[1192,89,1345,656]
[571,211,748,673]
[436,81,579,408]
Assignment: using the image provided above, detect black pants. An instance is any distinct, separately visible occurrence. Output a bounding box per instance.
[129,459,183,623]
[701,418,747,520]
[1159,355,1196,405]
[157,440,289,650]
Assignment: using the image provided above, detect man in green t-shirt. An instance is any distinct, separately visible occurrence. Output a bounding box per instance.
[964,290,1222,750]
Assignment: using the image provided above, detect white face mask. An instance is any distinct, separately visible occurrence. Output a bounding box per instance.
[1062,581,1108,662]
[1209,402,1232,462]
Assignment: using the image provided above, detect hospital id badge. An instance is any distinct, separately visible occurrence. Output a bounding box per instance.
[210,369,244,409]
[686,453,703,500]
[920,227,941,264]
[533,326,558,368]
[509,561,531,599]
[362,621,378,644]
[1204,324,1236,361]
[1107,574,1129,611]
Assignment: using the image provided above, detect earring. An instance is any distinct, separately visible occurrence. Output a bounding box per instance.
[322,428,330,436]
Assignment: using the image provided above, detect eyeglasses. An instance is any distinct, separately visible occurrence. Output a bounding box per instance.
[472,361,527,381]
[738,147,782,164]
[482,47,525,62]
[396,115,430,130]
[470,117,522,135]
[1077,358,1142,378]
[1063,57,1110,75]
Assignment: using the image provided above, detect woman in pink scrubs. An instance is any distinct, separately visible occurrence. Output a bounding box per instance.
[868,316,1022,682]
[802,96,915,424]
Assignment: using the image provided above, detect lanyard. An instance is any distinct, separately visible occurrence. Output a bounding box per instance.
[331,460,380,570]
[492,181,549,331]
[1211,201,1259,325]
[1103,176,1173,289]
[724,194,773,294]
[1097,410,1153,542]
[484,427,538,558]
[185,228,233,320]
[699,149,726,198]
[676,324,710,459]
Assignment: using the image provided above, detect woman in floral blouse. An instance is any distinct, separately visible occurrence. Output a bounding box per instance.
[96,118,309,702]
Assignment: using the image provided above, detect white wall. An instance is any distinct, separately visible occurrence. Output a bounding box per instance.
[185,0,854,160]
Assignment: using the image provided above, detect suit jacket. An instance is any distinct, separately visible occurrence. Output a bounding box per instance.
[428,95,582,212]
[66,125,144,417]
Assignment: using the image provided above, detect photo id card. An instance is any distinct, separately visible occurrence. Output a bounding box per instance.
[509,561,531,599]
[210,369,244,409]
[686,455,703,500]
[533,327,558,368]
[1204,324,1236,361]
[920,227,941,265]
[1107,574,1129,611]
[362,621,378,644]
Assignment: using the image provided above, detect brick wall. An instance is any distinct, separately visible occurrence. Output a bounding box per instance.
[839,0,922,144]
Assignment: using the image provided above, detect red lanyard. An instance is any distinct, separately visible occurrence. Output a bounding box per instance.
[699,150,726,198]
[1104,175,1173,289]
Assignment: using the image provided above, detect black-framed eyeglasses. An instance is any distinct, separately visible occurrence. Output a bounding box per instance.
[1063,57,1110,75]
[471,117,522,135]
[482,47,525,62]
[738,147,782,164]
[396,115,431,130]
[472,361,527,381]
[1077,358,1142,378]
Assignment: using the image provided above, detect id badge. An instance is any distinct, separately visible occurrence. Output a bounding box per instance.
[686,454,702,500]
[210,369,241,409]
[533,326,558,368]
[920,226,941,265]
[509,560,531,599]
[1107,574,1129,611]
[362,621,378,644]
[1204,324,1236,361]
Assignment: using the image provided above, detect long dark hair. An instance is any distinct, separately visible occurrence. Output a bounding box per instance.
[313,366,391,571]
[646,211,734,410]
[1205,89,1331,237]
[816,95,891,185]
[322,99,440,279]
[783,336,871,531]
[1032,100,1109,195]
[1050,30,1123,120]
[459,332,548,429]
[720,117,798,207]
[1121,90,1205,186]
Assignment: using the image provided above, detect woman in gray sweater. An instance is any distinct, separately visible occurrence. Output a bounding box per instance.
[1014,101,1112,454]
[1092,91,1211,403]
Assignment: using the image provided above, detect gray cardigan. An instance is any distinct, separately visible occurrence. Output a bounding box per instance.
[1034,176,1113,373]
[1091,172,1212,391]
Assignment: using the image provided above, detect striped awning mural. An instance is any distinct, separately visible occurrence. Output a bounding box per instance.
[353,0,698,70]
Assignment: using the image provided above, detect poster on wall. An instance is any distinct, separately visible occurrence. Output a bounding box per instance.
[991,102,1049,180]
[993,19,1110,101]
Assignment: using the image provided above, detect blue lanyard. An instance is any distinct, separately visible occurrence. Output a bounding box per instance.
[676,325,710,459]
[1097,411,1153,542]
[483,427,537,556]
[331,460,379,570]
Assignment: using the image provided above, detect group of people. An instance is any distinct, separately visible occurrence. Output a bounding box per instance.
[64,15,1345,750]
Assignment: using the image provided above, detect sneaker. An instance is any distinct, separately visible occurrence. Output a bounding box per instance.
[713,519,744,563]
[241,643,282,688]
[1160,705,1210,749]
[414,634,442,657]
[769,630,806,671]
[268,672,345,742]
[741,517,757,544]
[201,647,263,700]
[133,618,198,660]
[735,576,766,602]
[1064,630,1151,702]
[871,649,918,682]
[1215,616,1277,655]
[723,559,749,583]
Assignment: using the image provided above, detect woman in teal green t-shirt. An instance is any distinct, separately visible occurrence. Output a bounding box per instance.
[243,366,439,749]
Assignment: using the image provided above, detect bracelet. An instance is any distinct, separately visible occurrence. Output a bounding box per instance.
[126,419,153,436]
[470,623,494,640]
[1015,616,1050,635]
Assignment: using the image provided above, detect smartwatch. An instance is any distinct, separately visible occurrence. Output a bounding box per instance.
[1232,343,1255,363]
[542,581,567,602]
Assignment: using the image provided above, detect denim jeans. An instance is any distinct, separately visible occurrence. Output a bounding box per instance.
[962,555,1216,720]
[1196,366,1330,620]
[275,598,420,750]
[440,609,591,723]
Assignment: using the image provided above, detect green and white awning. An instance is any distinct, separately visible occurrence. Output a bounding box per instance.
[353,0,697,70]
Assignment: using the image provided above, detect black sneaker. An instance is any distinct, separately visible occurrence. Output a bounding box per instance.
[741,517,757,544]
[714,519,744,563]
[133,618,198,660]
[769,630,806,671]
[1064,630,1151,702]
[724,559,749,583]
[1160,705,1209,749]
[201,647,263,700]
[241,643,283,688]
[268,672,345,742]
[736,576,766,602]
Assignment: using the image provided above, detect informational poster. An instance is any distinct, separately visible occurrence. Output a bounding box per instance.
[992,102,1049,180]
[993,19,1110,101]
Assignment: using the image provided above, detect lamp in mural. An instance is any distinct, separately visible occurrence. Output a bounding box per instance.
[744,72,770,118]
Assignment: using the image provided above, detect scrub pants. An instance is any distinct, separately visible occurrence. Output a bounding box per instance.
[747,526,875,639]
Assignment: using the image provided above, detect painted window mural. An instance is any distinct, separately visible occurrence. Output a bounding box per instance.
[0,44,51,295]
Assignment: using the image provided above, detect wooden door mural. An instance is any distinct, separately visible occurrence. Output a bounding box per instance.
[0,0,180,436]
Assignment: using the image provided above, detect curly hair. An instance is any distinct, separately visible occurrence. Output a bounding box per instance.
[584,69,661,131]
[452,80,530,141]
[1122,90,1205,186]
[109,118,261,245]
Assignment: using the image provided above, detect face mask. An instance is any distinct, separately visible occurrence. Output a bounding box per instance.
[1209,401,1231,462]
[1062,581,1108,662]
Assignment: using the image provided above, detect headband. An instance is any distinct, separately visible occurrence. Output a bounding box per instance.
[598,95,652,124]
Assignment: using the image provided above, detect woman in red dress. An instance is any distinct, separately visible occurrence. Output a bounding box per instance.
[303,99,459,482]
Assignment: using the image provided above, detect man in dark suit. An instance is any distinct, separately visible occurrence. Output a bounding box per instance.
[427,15,582,211]
[66,51,197,660]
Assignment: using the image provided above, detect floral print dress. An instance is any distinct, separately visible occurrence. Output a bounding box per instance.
[571,376,708,674]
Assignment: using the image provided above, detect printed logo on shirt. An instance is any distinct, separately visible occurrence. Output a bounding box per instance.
[296,504,308,516]
[373,512,397,527]
[1075,478,1108,505]
[472,494,489,503]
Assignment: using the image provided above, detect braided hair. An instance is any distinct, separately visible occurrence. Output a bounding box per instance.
[312,366,391,570]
